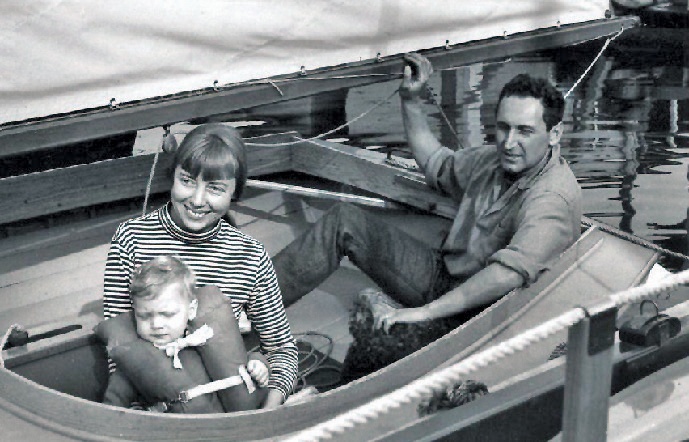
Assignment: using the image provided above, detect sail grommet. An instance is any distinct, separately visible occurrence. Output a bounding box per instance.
[109,98,119,110]
[375,52,382,62]
[213,80,220,91]
[445,40,451,50]
[300,66,307,76]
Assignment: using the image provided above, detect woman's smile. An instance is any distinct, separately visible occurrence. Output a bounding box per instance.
[185,206,209,219]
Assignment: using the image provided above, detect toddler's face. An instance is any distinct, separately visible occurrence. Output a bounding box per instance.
[133,282,195,346]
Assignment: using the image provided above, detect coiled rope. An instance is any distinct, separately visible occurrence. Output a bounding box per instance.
[285,268,689,441]
[249,331,341,393]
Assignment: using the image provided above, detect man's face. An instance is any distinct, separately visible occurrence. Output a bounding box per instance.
[495,96,561,175]
[133,282,195,346]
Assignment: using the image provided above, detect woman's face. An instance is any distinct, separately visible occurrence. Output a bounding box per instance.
[169,165,236,233]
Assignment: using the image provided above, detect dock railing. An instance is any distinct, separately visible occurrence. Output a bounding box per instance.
[285,268,689,442]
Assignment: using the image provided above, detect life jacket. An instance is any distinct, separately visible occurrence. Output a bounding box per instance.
[95,285,267,413]
[189,285,268,412]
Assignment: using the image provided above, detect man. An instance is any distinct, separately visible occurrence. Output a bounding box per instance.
[272,52,581,334]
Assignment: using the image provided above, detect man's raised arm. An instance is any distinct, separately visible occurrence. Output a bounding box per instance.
[400,53,444,171]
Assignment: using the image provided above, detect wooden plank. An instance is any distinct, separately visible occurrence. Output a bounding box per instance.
[0,17,639,155]
[561,310,616,442]
[0,259,104,313]
[0,286,103,332]
[291,138,458,219]
[0,135,293,225]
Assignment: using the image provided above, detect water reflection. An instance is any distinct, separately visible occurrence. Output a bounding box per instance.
[237,28,689,268]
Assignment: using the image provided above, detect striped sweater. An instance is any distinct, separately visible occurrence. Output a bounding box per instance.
[103,203,298,399]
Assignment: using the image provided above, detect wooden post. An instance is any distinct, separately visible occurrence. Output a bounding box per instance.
[561,305,617,442]
[440,69,458,149]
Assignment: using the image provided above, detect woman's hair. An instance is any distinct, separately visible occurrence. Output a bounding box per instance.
[130,255,196,301]
[173,123,248,201]
[497,74,565,131]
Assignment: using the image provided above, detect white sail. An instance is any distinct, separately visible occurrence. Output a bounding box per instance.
[0,0,610,125]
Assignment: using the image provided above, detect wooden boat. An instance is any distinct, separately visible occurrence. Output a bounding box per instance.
[0,4,662,440]
[0,130,667,441]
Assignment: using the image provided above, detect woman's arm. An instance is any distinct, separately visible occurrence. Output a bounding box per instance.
[103,225,135,319]
[247,249,299,406]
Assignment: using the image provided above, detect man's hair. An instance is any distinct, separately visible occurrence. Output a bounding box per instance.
[497,74,565,131]
[130,255,196,302]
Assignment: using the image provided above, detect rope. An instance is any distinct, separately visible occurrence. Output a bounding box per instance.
[245,89,399,147]
[610,268,689,308]
[284,309,585,442]
[141,144,161,217]
[564,27,625,99]
[250,331,340,393]
[582,217,689,262]
[0,324,23,369]
[424,84,465,149]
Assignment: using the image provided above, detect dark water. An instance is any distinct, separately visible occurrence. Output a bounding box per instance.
[238,28,689,271]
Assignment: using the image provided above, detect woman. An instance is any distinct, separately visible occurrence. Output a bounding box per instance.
[103,124,297,409]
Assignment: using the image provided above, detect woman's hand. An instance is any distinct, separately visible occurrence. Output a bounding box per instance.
[399,52,433,100]
[247,358,269,388]
[375,306,432,333]
[261,390,285,409]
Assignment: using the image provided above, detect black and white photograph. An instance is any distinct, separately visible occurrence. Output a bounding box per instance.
[0,1,687,440]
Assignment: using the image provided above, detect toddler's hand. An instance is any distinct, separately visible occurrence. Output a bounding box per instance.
[247,358,269,387]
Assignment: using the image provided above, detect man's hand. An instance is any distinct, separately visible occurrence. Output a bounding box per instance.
[374,306,431,333]
[399,52,433,100]
[247,358,269,388]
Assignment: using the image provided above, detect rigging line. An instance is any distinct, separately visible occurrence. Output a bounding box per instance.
[582,216,689,261]
[564,27,625,99]
[425,83,464,149]
[141,131,165,217]
[244,88,400,147]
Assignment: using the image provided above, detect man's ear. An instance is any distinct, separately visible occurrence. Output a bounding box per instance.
[549,122,563,147]
[188,298,198,320]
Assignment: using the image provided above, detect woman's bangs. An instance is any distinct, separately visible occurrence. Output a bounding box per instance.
[181,144,237,182]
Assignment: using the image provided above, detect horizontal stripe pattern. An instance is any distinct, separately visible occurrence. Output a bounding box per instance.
[103,204,298,399]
